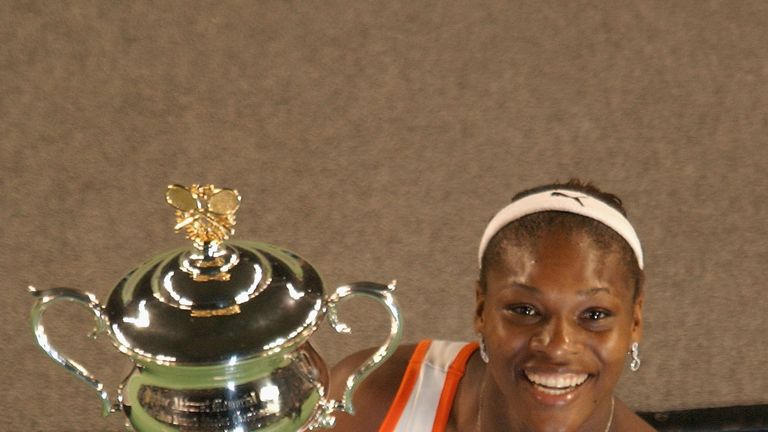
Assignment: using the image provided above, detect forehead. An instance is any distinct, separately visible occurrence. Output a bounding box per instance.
[486,228,633,298]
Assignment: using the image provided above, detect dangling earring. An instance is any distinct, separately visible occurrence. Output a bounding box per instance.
[479,335,490,363]
[630,342,641,371]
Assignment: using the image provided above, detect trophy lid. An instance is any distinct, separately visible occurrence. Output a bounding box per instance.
[103,184,326,366]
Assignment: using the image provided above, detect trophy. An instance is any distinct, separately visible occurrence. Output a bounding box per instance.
[29,184,403,431]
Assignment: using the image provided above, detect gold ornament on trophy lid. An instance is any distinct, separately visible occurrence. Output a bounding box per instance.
[165,184,242,282]
[165,184,241,248]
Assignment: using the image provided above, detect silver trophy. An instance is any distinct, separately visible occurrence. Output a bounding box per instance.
[30,184,403,431]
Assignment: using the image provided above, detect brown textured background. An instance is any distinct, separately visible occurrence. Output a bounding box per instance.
[2,1,768,430]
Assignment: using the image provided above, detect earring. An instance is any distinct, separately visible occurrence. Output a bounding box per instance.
[630,342,641,371]
[479,335,490,363]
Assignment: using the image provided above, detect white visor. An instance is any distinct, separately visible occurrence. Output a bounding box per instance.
[478,189,643,269]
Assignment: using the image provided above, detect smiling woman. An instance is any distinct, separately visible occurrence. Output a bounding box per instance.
[329,180,655,432]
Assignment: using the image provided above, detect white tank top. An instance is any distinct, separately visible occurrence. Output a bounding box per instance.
[379,340,479,432]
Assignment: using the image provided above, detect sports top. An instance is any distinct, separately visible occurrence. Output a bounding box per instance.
[379,340,479,432]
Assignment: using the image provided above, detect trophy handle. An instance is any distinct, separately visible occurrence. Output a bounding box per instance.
[28,286,116,416]
[311,280,403,429]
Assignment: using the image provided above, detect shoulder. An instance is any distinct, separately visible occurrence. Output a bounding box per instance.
[328,343,419,432]
[614,399,657,431]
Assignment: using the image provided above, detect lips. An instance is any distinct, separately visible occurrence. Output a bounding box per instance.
[524,370,590,396]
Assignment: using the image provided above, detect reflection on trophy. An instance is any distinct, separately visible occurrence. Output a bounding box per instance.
[29,184,403,431]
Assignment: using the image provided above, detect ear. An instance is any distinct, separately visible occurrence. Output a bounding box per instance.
[474,280,486,334]
[630,288,644,343]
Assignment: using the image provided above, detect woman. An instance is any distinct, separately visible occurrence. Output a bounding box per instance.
[330,180,655,431]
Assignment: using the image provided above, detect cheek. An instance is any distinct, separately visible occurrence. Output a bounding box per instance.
[483,312,531,359]
[483,310,522,344]
[589,326,633,374]
[484,319,531,393]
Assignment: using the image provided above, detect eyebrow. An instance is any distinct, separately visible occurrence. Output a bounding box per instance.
[508,282,540,293]
[578,287,611,297]
[507,283,611,297]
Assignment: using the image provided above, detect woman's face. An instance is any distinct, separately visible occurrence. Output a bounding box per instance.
[475,227,643,431]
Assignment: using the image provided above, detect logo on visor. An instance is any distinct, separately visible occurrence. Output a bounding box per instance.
[550,191,588,207]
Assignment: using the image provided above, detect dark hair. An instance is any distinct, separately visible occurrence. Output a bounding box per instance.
[479,179,644,300]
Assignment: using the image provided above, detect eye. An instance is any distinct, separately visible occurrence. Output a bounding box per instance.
[507,304,539,317]
[581,309,612,321]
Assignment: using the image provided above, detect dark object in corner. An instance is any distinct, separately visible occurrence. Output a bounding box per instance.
[638,404,768,431]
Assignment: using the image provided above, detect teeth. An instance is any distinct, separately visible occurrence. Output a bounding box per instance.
[525,371,589,390]
[537,386,572,395]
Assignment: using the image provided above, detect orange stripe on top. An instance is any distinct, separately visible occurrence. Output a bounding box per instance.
[379,340,433,432]
[430,342,480,432]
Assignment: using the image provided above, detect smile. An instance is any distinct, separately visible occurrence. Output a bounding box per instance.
[523,370,590,395]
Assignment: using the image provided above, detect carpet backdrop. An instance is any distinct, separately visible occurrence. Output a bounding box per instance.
[2,1,767,430]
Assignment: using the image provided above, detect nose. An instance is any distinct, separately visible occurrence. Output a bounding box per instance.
[529,316,580,358]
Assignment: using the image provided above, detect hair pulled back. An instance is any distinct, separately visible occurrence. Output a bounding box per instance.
[479,179,644,300]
